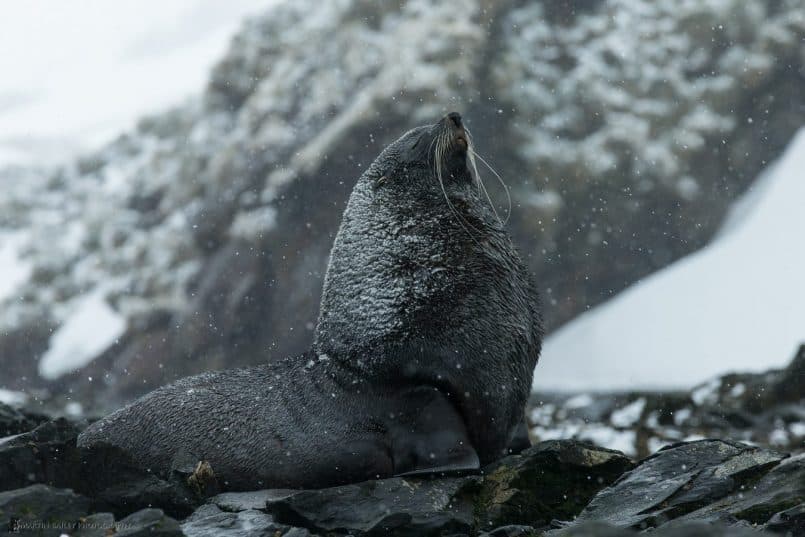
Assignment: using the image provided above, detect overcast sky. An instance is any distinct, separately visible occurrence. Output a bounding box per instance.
[0,0,277,168]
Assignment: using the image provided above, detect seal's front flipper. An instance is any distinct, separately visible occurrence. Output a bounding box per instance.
[389,387,481,477]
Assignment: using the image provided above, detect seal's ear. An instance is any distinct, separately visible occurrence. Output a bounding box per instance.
[389,387,481,477]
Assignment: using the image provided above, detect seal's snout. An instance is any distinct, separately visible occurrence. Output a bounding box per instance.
[443,112,467,149]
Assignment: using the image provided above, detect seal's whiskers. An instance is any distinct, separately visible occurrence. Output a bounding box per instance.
[465,128,512,226]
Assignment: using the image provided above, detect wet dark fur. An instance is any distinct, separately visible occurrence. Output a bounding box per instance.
[78,113,542,489]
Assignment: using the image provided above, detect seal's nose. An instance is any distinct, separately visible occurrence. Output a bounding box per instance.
[447,112,463,129]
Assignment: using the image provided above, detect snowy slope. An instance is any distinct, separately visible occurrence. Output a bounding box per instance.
[533,129,805,391]
[38,288,126,380]
[0,0,278,167]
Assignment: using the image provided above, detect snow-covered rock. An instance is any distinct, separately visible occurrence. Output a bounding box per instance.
[534,130,805,391]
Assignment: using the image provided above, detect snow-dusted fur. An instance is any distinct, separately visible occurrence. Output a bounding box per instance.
[315,114,543,463]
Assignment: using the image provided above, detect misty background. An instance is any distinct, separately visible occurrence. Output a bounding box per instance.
[0,0,803,415]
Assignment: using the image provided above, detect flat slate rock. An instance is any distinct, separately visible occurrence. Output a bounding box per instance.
[666,452,805,532]
[210,488,298,512]
[0,484,91,537]
[553,521,768,536]
[572,439,789,531]
[182,503,311,537]
[114,508,184,536]
[70,512,117,537]
[265,475,476,536]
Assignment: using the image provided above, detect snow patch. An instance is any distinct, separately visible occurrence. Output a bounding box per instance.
[610,398,646,428]
[691,378,722,406]
[577,425,637,457]
[563,394,594,409]
[38,289,126,380]
[0,388,28,406]
[673,408,693,427]
[0,232,32,303]
[534,129,805,391]
[789,423,805,437]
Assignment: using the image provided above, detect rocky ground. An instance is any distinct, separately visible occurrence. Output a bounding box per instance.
[1,347,801,536]
[527,346,805,459]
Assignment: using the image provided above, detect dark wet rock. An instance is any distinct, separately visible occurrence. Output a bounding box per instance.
[114,508,183,536]
[0,418,82,491]
[0,484,91,537]
[181,503,308,537]
[572,440,790,530]
[476,440,634,530]
[77,442,201,519]
[265,476,477,536]
[0,401,45,436]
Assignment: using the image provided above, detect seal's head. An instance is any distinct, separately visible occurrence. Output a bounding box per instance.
[369,112,475,192]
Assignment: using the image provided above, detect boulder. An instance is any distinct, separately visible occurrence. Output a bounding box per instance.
[476,440,634,530]
[0,418,82,491]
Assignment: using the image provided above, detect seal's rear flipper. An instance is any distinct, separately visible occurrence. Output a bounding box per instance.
[394,446,480,477]
[506,417,532,455]
[389,387,481,477]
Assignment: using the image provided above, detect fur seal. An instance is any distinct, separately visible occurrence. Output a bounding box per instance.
[315,112,542,464]
[78,112,542,489]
